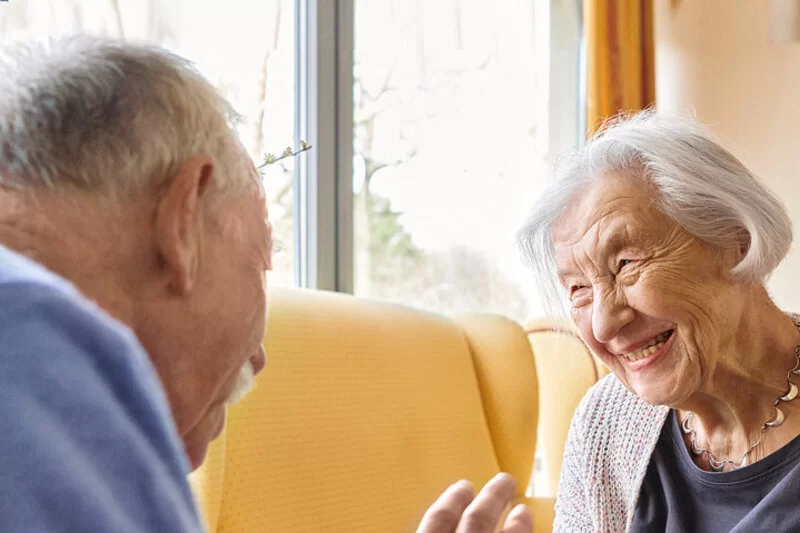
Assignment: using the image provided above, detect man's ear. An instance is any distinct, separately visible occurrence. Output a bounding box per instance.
[155,155,215,295]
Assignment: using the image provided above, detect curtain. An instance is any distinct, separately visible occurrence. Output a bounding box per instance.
[585,0,655,136]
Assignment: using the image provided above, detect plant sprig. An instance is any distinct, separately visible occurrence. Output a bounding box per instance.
[258,141,312,169]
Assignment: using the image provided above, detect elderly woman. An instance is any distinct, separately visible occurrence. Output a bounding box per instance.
[518,112,800,532]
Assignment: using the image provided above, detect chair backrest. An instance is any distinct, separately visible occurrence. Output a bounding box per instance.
[191,288,540,533]
[526,319,608,495]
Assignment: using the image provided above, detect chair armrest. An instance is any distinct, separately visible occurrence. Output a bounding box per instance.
[517,496,555,533]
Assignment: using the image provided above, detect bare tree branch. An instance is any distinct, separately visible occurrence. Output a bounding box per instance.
[146,0,177,47]
[108,0,125,38]
[271,173,293,206]
[454,0,463,49]
[251,50,272,156]
[251,1,283,156]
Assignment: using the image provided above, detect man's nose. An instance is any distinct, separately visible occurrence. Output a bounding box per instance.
[250,345,267,376]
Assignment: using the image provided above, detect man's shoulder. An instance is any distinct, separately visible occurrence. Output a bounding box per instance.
[0,246,202,532]
[0,244,147,370]
[0,245,176,448]
[0,244,76,294]
[0,246,146,384]
[0,277,157,411]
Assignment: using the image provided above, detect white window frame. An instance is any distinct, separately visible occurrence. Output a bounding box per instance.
[295,0,581,293]
[295,0,354,291]
[550,0,585,153]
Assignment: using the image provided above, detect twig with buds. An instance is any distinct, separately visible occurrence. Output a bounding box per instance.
[258,141,312,169]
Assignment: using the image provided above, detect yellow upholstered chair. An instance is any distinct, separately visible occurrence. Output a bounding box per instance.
[526,319,609,495]
[190,288,554,533]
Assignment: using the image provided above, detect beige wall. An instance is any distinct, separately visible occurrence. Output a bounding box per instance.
[655,0,800,308]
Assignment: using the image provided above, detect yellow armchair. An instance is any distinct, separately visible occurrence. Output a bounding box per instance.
[190,288,553,532]
[526,319,608,495]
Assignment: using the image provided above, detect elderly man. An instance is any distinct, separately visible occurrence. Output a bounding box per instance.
[0,36,531,533]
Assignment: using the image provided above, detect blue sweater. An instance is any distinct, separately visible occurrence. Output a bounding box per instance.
[0,245,203,531]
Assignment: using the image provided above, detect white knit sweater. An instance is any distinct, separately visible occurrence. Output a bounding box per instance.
[553,375,670,532]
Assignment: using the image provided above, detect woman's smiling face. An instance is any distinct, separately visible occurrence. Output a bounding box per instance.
[551,172,744,406]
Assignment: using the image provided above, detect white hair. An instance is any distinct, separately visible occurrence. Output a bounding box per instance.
[224,359,256,407]
[0,35,250,198]
[518,111,793,310]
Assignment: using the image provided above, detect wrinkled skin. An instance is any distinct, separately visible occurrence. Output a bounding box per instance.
[552,173,740,406]
[551,172,800,465]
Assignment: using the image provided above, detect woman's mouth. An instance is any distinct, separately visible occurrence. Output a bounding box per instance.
[621,330,674,363]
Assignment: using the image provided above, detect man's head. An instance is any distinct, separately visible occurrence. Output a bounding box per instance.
[0,36,269,469]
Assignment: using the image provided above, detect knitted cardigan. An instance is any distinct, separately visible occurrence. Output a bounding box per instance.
[553,374,670,533]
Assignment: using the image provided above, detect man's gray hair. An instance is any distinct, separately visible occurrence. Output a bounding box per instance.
[518,111,793,308]
[0,35,248,197]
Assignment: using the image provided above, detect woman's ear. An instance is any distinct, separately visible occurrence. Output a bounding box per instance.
[736,229,751,263]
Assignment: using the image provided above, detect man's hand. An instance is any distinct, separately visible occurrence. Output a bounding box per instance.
[417,473,533,533]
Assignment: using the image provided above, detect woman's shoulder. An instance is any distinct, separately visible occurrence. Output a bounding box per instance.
[564,374,670,521]
[576,372,650,417]
[572,374,669,443]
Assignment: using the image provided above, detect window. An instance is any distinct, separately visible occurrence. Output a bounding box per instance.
[0,0,298,286]
[351,0,556,323]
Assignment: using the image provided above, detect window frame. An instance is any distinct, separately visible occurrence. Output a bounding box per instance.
[295,0,354,291]
[295,0,581,293]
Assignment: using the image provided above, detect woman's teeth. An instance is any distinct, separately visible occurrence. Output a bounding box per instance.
[623,331,672,361]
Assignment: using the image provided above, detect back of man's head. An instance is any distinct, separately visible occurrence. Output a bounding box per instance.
[0,36,270,470]
[0,35,249,198]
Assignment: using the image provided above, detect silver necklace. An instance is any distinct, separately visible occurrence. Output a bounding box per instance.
[681,316,800,472]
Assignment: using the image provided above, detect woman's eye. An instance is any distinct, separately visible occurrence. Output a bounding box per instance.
[569,285,589,297]
[618,259,633,270]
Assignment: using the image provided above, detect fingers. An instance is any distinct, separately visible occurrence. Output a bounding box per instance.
[454,473,516,533]
[502,503,534,533]
[417,474,532,533]
[417,480,476,533]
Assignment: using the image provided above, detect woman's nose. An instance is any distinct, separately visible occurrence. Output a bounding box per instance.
[592,285,635,344]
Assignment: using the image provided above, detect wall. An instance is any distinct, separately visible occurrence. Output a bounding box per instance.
[655,0,800,308]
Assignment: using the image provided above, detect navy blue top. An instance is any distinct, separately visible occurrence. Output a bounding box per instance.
[0,245,203,531]
[631,410,800,532]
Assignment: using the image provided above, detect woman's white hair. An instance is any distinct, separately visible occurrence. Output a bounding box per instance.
[0,35,249,198]
[517,111,793,310]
